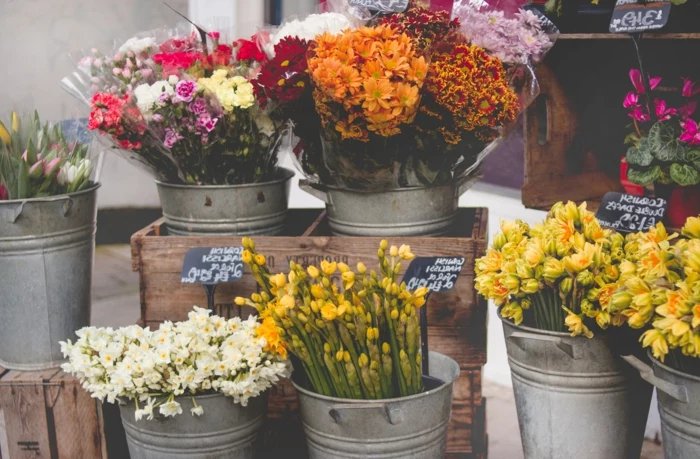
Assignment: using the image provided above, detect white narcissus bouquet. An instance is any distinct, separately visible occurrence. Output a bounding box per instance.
[60,307,290,420]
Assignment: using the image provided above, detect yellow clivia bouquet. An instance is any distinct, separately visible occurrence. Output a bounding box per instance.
[475,201,626,337]
[235,238,429,399]
[613,216,700,372]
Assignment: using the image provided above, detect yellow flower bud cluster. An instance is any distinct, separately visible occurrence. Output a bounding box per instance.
[236,239,427,399]
[615,217,700,364]
[475,201,626,338]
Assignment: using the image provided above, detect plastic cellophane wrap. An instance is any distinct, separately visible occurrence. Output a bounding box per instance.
[62,22,285,186]
[266,0,559,191]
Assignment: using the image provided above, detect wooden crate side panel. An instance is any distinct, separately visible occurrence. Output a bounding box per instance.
[49,372,106,459]
[0,369,60,459]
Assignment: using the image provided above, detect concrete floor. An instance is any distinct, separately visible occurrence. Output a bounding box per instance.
[89,245,665,459]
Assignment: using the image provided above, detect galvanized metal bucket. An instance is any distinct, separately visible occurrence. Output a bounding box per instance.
[292,351,460,459]
[119,392,267,459]
[0,184,99,370]
[156,167,294,236]
[502,318,652,459]
[623,353,700,459]
[298,175,479,237]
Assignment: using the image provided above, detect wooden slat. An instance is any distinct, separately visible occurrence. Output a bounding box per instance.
[522,172,624,210]
[0,369,60,459]
[49,372,105,459]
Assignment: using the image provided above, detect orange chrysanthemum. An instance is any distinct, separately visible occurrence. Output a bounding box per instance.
[308,25,426,141]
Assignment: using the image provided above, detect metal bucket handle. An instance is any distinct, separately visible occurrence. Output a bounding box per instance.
[329,403,403,425]
[507,331,582,360]
[1,195,73,223]
[299,179,331,205]
[622,355,689,403]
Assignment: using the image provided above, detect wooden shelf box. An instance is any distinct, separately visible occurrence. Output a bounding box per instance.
[131,208,489,458]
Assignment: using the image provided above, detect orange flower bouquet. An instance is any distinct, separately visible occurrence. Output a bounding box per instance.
[294,2,556,190]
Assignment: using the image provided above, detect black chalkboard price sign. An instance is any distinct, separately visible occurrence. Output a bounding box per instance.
[402,256,466,293]
[595,192,667,233]
[609,0,672,34]
[348,0,409,13]
[180,247,245,311]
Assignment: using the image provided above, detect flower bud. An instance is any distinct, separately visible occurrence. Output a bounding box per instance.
[343,351,351,363]
[307,266,320,278]
[382,342,390,354]
[521,278,540,294]
[543,258,564,281]
[504,274,520,292]
[611,291,633,312]
[324,343,331,354]
[493,232,507,251]
[390,246,399,257]
[380,240,388,250]
[586,288,601,302]
[254,254,266,265]
[390,309,399,320]
[559,278,573,295]
[242,250,252,263]
[336,350,344,361]
[234,297,246,306]
[576,270,594,287]
[357,262,367,274]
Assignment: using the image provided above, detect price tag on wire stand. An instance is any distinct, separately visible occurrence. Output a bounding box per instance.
[609,0,672,34]
[348,0,409,13]
[401,256,465,380]
[595,192,667,233]
[180,247,245,311]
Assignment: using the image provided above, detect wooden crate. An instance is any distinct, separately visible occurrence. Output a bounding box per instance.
[0,367,127,459]
[523,35,700,211]
[131,208,489,458]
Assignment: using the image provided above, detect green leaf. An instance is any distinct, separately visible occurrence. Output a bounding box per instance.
[628,165,662,186]
[648,122,687,162]
[626,145,653,167]
[624,132,640,147]
[26,138,37,164]
[687,149,700,170]
[16,159,29,199]
[670,163,700,186]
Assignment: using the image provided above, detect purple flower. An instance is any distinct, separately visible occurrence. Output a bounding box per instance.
[157,92,171,105]
[175,80,197,103]
[151,114,164,122]
[164,128,183,149]
[189,97,207,115]
[196,113,218,133]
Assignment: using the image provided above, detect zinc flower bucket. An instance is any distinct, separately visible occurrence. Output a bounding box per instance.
[119,392,267,459]
[156,167,294,236]
[502,318,652,459]
[292,351,460,459]
[623,353,700,459]
[0,183,99,370]
[298,176,478,237]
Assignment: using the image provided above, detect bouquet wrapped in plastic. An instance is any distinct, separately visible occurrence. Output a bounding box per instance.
[0,111,94,200]
[62,25,282,185]
[258,0,558,190]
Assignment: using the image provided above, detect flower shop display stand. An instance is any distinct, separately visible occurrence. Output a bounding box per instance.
[0,366,128,459]
[522,35,700,212]
[130,208,489,459]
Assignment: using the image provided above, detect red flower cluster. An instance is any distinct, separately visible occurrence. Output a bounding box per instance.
[0,184,8,201]
[88,93,145,150]
[153,52,202,77]
[234,35,266,63]
[255,37,310,109]
[208,44,233,67]
[379,4,460,51]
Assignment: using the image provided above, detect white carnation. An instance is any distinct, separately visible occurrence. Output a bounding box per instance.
[118,36,156,55]
[266,13,351,57]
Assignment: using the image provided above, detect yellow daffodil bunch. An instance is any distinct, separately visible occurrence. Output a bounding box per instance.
[475,201,626,337]
[614,216,700,366]
[236,238,430,399]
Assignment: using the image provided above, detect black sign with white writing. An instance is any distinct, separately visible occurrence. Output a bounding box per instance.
[348,0,409,13]
[609,0,672,34]
[402,257,465,293]
[180,247,244,285]
[595,192,667,233]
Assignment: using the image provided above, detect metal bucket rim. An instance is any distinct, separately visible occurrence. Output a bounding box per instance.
[154,167,294,190]
[118,391,240,406]
[0,182,101,205]
[648,349,700,383]
[306,178,466,195]
[499,311,606,341]
[291,351,460,404]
